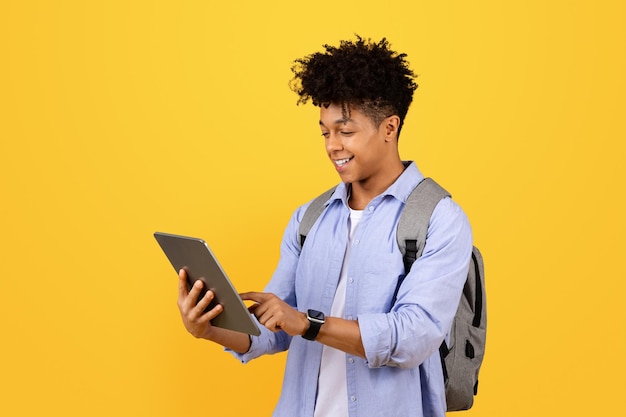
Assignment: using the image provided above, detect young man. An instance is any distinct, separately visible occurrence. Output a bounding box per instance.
[177,36,473,417]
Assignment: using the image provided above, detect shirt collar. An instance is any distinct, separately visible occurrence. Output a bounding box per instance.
[383,161,425,203]
[326,161,425,207]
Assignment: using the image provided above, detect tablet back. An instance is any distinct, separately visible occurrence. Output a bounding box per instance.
[154,232,260,336]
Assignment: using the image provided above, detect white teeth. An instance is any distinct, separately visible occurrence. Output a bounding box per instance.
[335,158,351,166]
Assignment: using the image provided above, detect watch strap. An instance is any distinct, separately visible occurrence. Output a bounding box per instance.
[302,310,324,341]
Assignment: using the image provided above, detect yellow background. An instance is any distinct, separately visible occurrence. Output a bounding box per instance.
[1,1,624,416]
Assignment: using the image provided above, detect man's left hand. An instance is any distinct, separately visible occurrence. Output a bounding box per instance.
[240,292,309,337]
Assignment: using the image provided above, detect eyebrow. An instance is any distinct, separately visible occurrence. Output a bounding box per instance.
[319,117,352,127]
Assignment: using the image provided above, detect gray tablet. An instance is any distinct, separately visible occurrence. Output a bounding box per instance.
[154,232,261,336]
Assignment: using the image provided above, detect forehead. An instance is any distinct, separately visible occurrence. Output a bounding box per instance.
[319,103,369,127]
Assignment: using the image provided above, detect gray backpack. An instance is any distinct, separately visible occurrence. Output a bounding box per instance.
[298,178,486,411]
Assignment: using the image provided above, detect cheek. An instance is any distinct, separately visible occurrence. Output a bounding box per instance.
[352,135,381,155]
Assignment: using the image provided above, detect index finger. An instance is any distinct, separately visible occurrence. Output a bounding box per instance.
[239,291,271,303]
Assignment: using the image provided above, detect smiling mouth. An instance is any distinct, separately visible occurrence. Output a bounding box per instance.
[334,157,353,167]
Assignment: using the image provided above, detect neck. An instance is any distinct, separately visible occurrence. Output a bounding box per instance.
[348,159,406,210]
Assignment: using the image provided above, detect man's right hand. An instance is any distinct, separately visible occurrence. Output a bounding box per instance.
[177,268,223,339]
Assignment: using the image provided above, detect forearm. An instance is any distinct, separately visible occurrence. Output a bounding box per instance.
[315,317,365,358]
[207,326,251,354]
[241,291,366,357]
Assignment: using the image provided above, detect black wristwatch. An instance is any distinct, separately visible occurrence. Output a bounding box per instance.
[302,309,325,341]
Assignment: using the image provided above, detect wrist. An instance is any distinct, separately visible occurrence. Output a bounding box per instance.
[301,312,310,337]
[302,309,325,341]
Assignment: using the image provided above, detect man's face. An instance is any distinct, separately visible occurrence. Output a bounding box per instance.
[319,103,392,186]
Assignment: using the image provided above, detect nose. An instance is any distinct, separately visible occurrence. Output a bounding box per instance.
[325,132,343,153]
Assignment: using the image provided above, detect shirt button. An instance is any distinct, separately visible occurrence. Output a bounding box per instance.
[348,277,354,283]
[348,358,354,363]
[354,239,359,245]
[368,206,374,211]
[351,396,357,402]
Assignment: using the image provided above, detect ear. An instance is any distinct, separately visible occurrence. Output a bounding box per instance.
[383,115,401,142]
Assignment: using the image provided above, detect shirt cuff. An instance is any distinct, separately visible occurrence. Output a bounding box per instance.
[358,312,395,368]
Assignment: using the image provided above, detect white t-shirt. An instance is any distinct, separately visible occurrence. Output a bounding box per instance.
[314,208,363,417]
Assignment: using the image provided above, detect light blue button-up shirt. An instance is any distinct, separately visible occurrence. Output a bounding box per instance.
[229,162,473,417]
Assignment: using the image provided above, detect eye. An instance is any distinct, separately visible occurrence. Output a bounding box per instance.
[321,132,330,138]
[340,131,354,137]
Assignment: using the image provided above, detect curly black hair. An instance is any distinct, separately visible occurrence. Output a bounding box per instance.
[289,36,418,136]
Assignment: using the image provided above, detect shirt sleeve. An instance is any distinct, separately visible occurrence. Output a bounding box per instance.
[358,197,473,369]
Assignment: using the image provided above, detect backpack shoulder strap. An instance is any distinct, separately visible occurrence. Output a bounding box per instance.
[298,186,337,247]
[397,178,451,272]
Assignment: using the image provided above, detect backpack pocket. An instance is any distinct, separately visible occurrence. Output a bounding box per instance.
[443,323,486,411]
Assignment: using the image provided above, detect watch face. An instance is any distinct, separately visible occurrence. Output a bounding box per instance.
[308,309,324,321]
